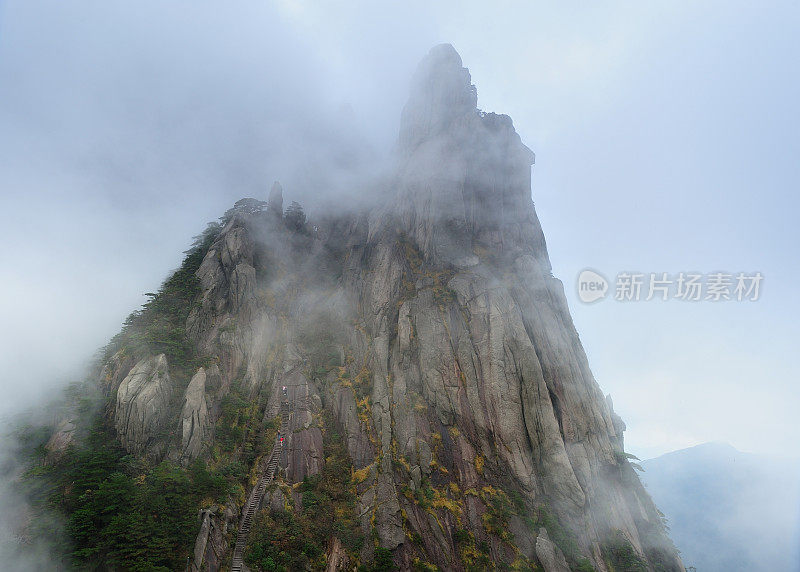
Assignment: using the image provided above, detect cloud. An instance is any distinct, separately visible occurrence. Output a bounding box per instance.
[1,0,798,497]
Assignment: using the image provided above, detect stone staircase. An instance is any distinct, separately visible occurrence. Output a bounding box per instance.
[230,400,290,572]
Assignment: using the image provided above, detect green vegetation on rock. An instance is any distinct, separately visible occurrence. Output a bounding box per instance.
[601,530,648,572]
[244,411,363,571]
[20,415,232,570]
[103,221,220,379]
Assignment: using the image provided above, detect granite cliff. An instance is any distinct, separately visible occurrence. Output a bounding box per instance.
[31,45,683,572]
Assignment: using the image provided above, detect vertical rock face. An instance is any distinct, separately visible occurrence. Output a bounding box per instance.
[282,365,324,483]
[45,418,76,464]
[398,44,478,152]
[330,44,680,570]
[188,216,258,350]
[114,354,173,456]
[268,181,283,219]
[99,349,136,399]
[192,505,237,572]
[536,528,570,572]
[394,44,542,268]
[180,367,209,462]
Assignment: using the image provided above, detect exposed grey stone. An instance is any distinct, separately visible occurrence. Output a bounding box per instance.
[399,43,477,153]
[192,510,212,571]
[180,368,208,462]
[45,418,75,464]
[191,503,237,572]
[114,354,173,456]
[325,535,350,572]
[410,465,421,489]
[535,528,570,572]
[268,181,283,218]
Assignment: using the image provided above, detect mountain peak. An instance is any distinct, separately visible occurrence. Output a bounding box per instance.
[25,43,684,572]
[398,43,477,151]
[393,45,541,267]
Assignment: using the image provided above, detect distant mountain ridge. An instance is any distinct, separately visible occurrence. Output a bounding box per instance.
[641,442,800,571]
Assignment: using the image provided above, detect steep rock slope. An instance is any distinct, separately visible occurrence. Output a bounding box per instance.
[37,45,682,572]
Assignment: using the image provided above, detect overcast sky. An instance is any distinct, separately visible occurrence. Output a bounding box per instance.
[1,1,798,460]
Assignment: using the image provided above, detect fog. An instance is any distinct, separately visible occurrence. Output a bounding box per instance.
[641,443,800,571]
[0,0,411,414]
[1,0,799,567]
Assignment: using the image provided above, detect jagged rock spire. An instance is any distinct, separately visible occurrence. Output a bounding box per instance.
[268,180,283,218]
[393,44,541,267]
[398,43,478,152]
[68,44,684,572]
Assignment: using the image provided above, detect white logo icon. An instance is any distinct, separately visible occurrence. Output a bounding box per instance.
[577,269,609,303]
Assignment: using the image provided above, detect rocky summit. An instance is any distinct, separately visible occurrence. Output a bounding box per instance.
[30,45,684,572]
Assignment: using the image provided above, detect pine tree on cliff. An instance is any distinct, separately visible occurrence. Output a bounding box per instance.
[284,200,306,232]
